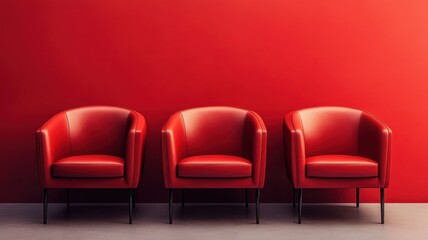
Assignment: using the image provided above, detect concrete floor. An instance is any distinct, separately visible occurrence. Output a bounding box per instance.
[0,203,427,240]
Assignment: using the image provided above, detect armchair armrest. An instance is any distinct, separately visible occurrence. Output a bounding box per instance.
[36,112,70,187]
[162,112,187,188]
[358,112,392,187]
[244,111,267,187]
[125,111,147,187]
[283,112,306,187]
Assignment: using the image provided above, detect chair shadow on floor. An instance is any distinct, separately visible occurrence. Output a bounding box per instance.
[0,203,380,225]
[289,204,379,224]
[49,204,132,224]
[172,204,258,224]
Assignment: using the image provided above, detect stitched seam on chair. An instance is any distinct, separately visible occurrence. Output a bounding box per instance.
[162,114,173,187]
[53,163,123,166]
[307,163,376,166]
[180,112,188,157]
[297,112,305,142]
[125,112,132,181]
[385,121,391,187]
[250,111,265,187]
[163,128,171,187]
[365,111,391,185]
[291,112,301,187]
[356,112,362,156]
[365,111,389,130]
[65,112,72,156]
[131,111,138,186]
[296,112,305,159]
[179,163,251,166]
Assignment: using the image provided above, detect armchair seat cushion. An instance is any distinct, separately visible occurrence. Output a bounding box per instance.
[52,155,124,178]
[306,155,378,178]
[177,155,252,178]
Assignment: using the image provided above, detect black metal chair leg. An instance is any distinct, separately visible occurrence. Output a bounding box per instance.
[245,189,248,208]
[129,189,133,224]
[255,188,260,224]
[66,189,70,209]
[169,189,173,224]
[293,188,296,208]
[356,188,360,208]
[43,189,48,224]
[132,189,136,209]
[381,188,385,224]
[298,188,302,224]
[181,189,184,208]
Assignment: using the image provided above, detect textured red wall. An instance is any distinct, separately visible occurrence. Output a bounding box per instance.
[1,0,428,203]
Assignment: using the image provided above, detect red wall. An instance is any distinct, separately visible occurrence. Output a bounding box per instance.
[1,0,428,203]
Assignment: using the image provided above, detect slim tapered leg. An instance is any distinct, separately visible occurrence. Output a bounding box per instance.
[293,188,296,208]
[132,189,136,209]
[66,189,70,209]
[245,189,249,208]
[129,189,133,224]
[255,188,260,224]
[356,188,360,208]
[43,189,48,224]
[169,189,173,224]
[381,188,385,224]
[298,188,302,224]
[181,189,184,208]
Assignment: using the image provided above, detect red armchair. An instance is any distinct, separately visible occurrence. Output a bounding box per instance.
[284,106,391,224]
[36,106,146,224]
[162,106,267,224]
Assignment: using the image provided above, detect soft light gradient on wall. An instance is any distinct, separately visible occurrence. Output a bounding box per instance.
[1,0,427,203]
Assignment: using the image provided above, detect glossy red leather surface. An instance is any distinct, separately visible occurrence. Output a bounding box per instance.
[65,107,129,157]
[177,155,252,178]
[298,107,361,157]
[162,106,267,189]
[284,106,391,188]
[36,106,146,188]
[182,107,247,157]
[306,155,378,178]
[52,155,124,178]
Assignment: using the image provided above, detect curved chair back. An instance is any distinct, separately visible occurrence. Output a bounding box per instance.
[64,106,131,157]
[295,107,362,157]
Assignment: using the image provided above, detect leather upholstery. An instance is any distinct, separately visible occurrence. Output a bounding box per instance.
[65,107,129,157]
[52,155,125,178]
[177,155,252,178]
[306,155,378,178]
[36,106,146,188]
[298,107,361,157]
[284,106,391,188]
[162,106,267,188]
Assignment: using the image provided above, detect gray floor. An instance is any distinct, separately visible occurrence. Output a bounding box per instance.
[0,203,427,240]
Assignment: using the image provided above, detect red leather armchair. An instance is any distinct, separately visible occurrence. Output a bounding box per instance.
[36,106,146,224]
[162,106,267,224]
[284,106,391,224]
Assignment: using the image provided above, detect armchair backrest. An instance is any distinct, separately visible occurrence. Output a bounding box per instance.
[180,107,248,157]
[297,107,362,157]
[65,106,131,157]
